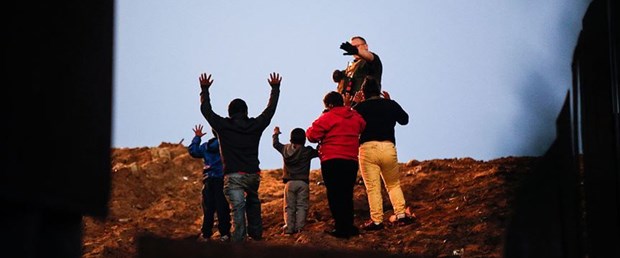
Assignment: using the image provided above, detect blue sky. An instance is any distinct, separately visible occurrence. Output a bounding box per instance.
[114,0,591,169]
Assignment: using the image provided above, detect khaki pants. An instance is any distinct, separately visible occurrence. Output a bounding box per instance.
[359,141,407,223]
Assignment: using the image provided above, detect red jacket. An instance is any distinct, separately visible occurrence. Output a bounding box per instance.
[306,106,366,162]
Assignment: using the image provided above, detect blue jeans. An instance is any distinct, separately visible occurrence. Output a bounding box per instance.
[224,173,262,242]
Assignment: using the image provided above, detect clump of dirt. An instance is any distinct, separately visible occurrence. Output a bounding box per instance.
[83,142,538,257]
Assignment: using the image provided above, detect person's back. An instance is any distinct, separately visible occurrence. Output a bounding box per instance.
[353,78,414,231]
[198,72,282,242]
[273,126,318,234]
[204,98,277,174]
[187,125,231,241]
[188,130,224,178]
[273,127,318,182]
[353,95,408,144]
[306,91,366,239]
[203,137,223,174]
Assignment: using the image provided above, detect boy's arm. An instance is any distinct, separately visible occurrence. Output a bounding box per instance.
[188,136,205,158]
[272,126,284,153]
[272,133,284,154]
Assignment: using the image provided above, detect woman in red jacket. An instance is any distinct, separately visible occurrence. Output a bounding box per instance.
[306,91,366,239]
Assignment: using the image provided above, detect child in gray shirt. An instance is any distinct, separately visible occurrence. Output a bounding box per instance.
[272,126,319,234]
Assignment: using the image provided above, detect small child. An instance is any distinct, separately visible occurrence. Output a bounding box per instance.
[272,126,319,235]
[188,124,231,241]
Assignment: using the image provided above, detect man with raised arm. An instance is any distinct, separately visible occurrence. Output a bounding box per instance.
[198,72,282,243]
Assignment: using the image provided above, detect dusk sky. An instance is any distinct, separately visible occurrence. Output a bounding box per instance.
[114,0,591,169]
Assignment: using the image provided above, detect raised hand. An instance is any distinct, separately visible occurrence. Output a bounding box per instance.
[340,41,358,56]
[199,73,213,91]
[381,90,391,100]
[274,126,281,135]
[353,90,365,103]
[193,124,206,137]
[268,72,282,87]
[343,92,353,107]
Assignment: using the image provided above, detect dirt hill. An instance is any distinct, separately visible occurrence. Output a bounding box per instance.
[82,143,538,258]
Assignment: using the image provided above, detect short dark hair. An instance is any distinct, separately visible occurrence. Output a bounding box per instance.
[228,98,248,117]
[361,76,381,98]
[290,128,306,145]
[351,36,367,44]
[323,91,344,107]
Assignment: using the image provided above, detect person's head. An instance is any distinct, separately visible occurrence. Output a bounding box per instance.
[228,98,248,117]
[361,76,381,98]
[290,128,306,145]
[350,36,369,59]
[323,91,344,109]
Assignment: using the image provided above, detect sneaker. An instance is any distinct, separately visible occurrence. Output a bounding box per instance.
[219,235,230,242]
[395,216,414,225]
[196,233,211,242]
[283,229,299,235]
[393,215,416,226]
[389,208,418,226]
[324,229,349,239]
[248,235,263,241]
[361,220,384,231]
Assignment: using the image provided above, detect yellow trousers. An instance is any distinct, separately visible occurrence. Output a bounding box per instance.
[359,141,407,223]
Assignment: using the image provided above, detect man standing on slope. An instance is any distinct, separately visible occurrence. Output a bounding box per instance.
[198,72,282,242]
[352,77,415,231]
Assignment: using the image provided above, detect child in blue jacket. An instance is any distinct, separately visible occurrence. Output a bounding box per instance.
[188,124,231,241]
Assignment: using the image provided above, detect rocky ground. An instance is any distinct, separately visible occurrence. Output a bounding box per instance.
[82,143,538,258]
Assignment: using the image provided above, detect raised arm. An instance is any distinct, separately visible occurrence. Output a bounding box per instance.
[198,73,213,103]
[392,100,409,126]
[198,73,224,126]
[272,126,284,153]
[256,73,281,126]
[188,124,207,158]
[340,41,375,62]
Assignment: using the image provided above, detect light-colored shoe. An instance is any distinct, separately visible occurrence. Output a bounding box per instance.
[361,220,384,231]
[196,233,210,242]
[219,235,230,242]
[389,207,417,226]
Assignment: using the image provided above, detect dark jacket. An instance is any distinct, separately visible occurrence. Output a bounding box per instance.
[272,133,318,183]
[200,87,280,174]
[306,106,366,162]
[353,96,408,144]
[188,136,224,179]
